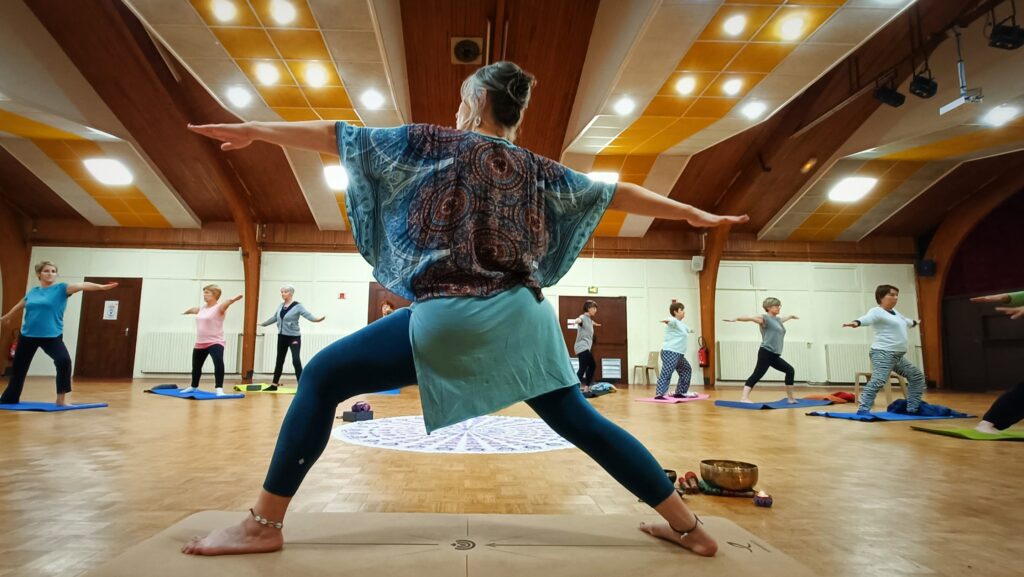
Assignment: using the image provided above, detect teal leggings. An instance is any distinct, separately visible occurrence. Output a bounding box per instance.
[263,308,675,506]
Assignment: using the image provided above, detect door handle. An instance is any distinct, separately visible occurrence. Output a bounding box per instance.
[124,328,130,336]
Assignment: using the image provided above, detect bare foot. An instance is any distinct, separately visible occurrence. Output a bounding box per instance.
[55,394,72,407]
[739,398,753,404]
[974,421,1000,434]
[181,517,283,556]
[787,398,798,404]
[639,521,717,557]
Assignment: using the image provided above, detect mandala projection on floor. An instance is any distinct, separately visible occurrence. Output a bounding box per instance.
[332,415,574,454]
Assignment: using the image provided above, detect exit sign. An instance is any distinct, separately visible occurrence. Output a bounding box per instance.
[587,286,598,294]
[338,293,346,299]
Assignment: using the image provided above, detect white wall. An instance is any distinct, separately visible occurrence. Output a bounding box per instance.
[21,247,919,385]
[715,261,921,383]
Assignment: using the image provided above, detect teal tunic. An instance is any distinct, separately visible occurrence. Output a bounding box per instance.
[336,122,615,432]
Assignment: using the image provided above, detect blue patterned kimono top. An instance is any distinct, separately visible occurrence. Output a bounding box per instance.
[337,122,615,431]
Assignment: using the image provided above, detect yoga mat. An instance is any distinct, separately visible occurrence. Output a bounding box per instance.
[0,402,108,412]
[910,426,1024,441]
[715,398,832,410]
[635,394,710,404]
[372,389,401,395]
[806,410,973,422]
[145,387,244,400]
[83,512,817,577]
[233,384,297,394]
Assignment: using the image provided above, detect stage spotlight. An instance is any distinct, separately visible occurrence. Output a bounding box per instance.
[909,73,937,99]
[874,85,905,108]
[990,23,1024,49]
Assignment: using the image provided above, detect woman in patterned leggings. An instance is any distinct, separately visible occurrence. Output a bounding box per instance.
[655,302,696,399]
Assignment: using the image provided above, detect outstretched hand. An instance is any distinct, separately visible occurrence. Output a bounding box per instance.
[842,322,858,328]
[686,208,750,228]
[995,306,1024,320]
[970,293,1010,304]
[101,282,119,290]
[188,123,253,151]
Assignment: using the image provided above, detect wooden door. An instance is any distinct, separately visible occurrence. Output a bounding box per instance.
[367,282,412,324]
[75,277,143,379]
[943,295,1024,391]
[558,296,628,384]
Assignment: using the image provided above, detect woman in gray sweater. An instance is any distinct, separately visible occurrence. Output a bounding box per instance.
[261,285,325,387]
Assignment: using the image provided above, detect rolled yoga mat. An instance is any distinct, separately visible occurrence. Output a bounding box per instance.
[806,410,973,422]
[715,398,832,410]
[0,402,108,412]
[233,383,297,394]
[145,386,244,400]
[635,394,710,404]
[83,511,818,577]
[910,426,1024,441]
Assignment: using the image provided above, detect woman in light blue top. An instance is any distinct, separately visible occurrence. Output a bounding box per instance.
[0,261,117,406]
[843,284,925,413]
[655,302,696,399]
[260,285,325,387]
[725,297,799,404]
[186,61,747,557]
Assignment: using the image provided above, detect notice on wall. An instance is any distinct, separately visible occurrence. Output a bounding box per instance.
[103,300,119,321]
[567,318,578,330]
[601,358,622,380]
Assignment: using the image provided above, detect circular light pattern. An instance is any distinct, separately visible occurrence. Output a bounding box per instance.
[332,415,574,454]
[723,78,743,96]
[741,101,767,119]
[226,86,252,107]
[83,158,134,186]
[304,62,328,87]
[211,0,237,22]
[255,62,280,85]
[983,104,1020,127]
[613,97,635,115]
[780,16,805,40]
[675,76,696,95]
[723,15,747,36]
[360,89,385,109]
[323,164,349,191]
[270,0,296,24]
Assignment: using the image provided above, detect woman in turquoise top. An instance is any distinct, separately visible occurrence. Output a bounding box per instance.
[185,61,747,557]
[0,261,117,406]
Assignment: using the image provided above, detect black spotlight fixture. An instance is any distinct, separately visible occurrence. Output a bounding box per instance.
[874,85,906,108]
[990,0,1024,50]
[909,65,938,99]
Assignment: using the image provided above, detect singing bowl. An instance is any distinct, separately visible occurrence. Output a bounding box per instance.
[699,459,758,491]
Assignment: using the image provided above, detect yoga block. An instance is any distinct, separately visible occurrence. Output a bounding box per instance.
[342,410,374,422]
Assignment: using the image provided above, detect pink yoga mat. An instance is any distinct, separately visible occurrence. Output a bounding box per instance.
[635,394,710,404]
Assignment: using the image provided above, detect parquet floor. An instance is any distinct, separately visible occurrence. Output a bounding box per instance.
[1,377,1021,576]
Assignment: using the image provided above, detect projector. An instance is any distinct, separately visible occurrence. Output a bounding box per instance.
[939,89,983,115]
[990,24,1024,50]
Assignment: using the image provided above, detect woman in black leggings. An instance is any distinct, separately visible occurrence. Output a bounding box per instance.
[260,285,325,387]
[971,291,1024,432]
[572,300,600,391]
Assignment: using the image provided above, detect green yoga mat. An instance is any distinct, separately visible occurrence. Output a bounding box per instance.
[233,383,297,394]
[910,426,1024,441]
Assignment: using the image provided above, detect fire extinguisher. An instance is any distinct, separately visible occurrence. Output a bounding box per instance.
[697,337,709,368]
[8,338,15,362]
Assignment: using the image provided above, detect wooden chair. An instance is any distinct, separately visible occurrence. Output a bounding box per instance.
[853,371,909,406]
[632,351,660,386]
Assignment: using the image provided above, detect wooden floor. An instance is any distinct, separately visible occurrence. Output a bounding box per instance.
[1,377,1021,577]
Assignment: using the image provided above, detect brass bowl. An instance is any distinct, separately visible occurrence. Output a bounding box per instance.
[699,459,758,492]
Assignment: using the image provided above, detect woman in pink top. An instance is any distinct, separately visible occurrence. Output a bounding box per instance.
[182,284,243,396]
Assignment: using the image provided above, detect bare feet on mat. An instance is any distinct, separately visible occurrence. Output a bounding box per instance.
[180,387,198,394]
[55,394,73,406]
[639,521,717,557]
[787,398,798,404]
[181,518,283,556]
[975,421,999,434]
[739,398,753,403]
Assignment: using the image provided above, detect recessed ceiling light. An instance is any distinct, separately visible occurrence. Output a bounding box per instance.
[587,171,619,184]
[613,97,635,115]
[828,176,877,202]
[255,62,280,85]
[304,63,328,87]
[83,158,133,186]
[226,86,252,107]
[211,0,236,22]
[360,89,385,110]
[323,164,349,191]
[723,15,746,36]
[675,76,696,95]
[982,104,1020,127]
[741,101,767,119]
[270,0,296,24]
[780,16,805,41]
[723,79,743,96]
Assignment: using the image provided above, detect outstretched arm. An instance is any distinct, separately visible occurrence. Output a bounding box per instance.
[723,315,764,324]
[219,294,244,314]
[0,300,25,325]
[609,182,748,228]
[67,281,118,296]
[188,121,337,156]
[183,307,200,315]
[782,315,799,323]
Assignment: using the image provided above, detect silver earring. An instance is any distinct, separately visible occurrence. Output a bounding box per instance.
[473,117,482,127]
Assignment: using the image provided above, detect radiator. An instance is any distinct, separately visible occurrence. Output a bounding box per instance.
[258,333,344,374]
[139,332,239,373]
[825,344,872,383]
[717,341,812,382]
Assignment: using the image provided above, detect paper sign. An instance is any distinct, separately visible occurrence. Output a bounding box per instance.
[601,358,622,380]
[103,300,119,320]
[567,319,577,329]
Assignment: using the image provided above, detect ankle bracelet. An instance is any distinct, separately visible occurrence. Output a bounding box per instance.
[670,514,702,539]
[250,508,283,530]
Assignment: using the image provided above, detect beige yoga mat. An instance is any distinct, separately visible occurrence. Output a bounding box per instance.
[84,512,818,577]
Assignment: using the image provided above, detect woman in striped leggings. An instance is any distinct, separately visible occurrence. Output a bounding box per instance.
[655,302,696,399]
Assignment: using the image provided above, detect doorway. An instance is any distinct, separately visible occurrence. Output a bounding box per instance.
[367,282,412,324]
[558,296,628,384]
[75,277,143,379]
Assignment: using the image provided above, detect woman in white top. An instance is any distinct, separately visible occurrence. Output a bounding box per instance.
[843,284,925,413]
[655,302,696,399]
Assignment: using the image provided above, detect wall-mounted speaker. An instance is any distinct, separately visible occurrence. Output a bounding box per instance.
[916,259,937,277]
[691,256,705,272]
[451,38,483,65]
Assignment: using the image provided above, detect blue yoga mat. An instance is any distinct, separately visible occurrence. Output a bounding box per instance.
[371,389,400,395]
[0,402,108,412]
[807,410,973,422]
[716,398,833,410]
[145,387,244,400]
